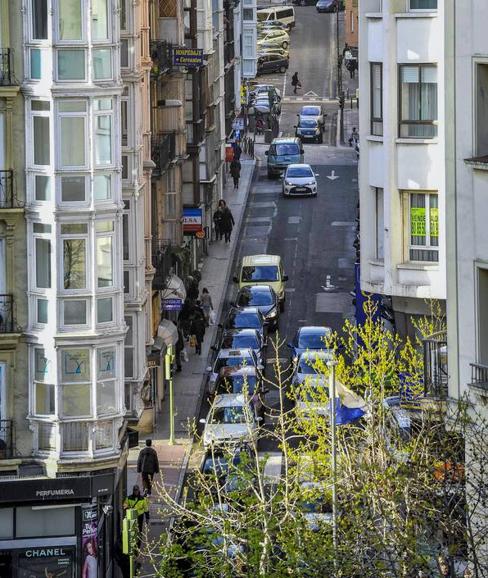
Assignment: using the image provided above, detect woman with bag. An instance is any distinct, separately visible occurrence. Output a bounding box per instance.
[190,314,206,355]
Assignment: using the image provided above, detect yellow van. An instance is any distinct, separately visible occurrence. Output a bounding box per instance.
[234,255,288,311]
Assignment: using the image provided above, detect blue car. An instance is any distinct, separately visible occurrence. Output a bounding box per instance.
[288,326,332,363]
[316,0,343,13]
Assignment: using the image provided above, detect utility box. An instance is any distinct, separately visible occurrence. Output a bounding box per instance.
[264,129,273,144]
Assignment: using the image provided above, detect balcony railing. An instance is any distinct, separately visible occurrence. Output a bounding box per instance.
[0,420,14,459]
[423,331,448,398]
[0,294,16,333]
[0,49,13,86]
[150,41,173,77]
[151,133,176,176]
[0,170,22,209]
[470,363,488,392]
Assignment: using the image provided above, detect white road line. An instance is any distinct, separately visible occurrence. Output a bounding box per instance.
[263,453,283,485]
[282,71,287,99]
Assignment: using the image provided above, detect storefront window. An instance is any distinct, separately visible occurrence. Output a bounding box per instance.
[0,508,13,539]
[16,506,75,537]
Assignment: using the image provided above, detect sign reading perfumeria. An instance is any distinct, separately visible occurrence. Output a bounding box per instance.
[173,48,204,67]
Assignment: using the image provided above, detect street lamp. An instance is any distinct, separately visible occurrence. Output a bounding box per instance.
[336,1,345,143]
[165,344,175,445]
[328,359,338,565]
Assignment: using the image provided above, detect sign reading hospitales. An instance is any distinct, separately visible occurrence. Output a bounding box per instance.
[173,48,204,67]
[183,207,203,234]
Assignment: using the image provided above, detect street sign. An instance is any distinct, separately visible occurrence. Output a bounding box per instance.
[162,298,183,311]
[182,207,203,234]
[173,48,204,68]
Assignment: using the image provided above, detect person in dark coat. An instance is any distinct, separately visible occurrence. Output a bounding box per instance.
[291,72,301,94]
[187,275,199,302]
[178,298,194,338]
[233,141,242,160]
[218,199,235,244]
[137,439,160,495]
[175,326,184,372]
[230,159,241,190]
[213,204,224,241]
[190,314,206,355]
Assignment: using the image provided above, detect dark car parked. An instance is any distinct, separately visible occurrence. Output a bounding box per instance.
[257,53,289,75]
[221,307,268,345]
[235,285,280,331]
[316,0,344,12]
[217,328,266,365]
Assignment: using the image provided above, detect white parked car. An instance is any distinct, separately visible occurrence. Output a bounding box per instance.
[282,163,318,197]
[207,348,262,395]
[200,394,262,448]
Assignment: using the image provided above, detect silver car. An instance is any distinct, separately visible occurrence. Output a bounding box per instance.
[282,163,318,197]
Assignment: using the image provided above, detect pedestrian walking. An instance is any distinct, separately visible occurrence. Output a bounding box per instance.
[233,141,242,161]
[218,199,235,243]
[136,439,160,495]
[123,485,149,547]
[187,275,199,302]
[178,298,194,338]
[200,287,214,325]
[346,58,357,79]
[190,313,206,355]
[348,127,359,147]
[213,203,224,241]
[175,326,184,372]
[230,158,241,190]
[291,72,301,94]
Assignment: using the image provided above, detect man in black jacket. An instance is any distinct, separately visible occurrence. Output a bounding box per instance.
[137,439,160,495]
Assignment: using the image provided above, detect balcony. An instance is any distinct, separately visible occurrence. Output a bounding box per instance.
[150,41,173,77]
[469,363,488,394]
[423,331,448,398]
[0,420,14,459]
[151,133,176,176]
[0,170,22,209]
[0,49,13,86]
[0,294,17,333]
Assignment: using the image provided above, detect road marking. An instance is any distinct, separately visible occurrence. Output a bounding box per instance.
[283,237,298,241]
[285,288,295,293]
[288,216,301,224]
[282,71,287,99]
[331,221,355,227]
[246,216,272,224]
[326,170,340,181]
[303,90,318,97]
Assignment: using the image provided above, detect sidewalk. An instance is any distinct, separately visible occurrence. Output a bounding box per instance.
[127,155,256,576]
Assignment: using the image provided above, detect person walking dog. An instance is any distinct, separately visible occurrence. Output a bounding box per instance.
[137,439,160,495]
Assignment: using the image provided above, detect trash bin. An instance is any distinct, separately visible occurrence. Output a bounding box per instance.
[264,129,273,144]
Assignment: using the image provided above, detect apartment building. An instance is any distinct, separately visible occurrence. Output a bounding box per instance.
[344,0,358,49]
[358,0,445,336]
[0,1,128,574]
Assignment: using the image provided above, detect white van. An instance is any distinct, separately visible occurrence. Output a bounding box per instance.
[257,6,296,29]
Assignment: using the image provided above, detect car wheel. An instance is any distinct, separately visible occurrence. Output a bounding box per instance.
[282,41,289,49]
[279,65,286,73]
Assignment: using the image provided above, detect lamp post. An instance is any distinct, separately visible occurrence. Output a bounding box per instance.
[336,1,344,143]
[328,359,338,564]
[165,344,175,445]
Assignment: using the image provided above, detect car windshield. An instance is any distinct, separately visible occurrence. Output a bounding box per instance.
[271,143,299,156]
[241,265,279,282]
[202,456,229,476]
[211,406,247,424]
[225,334,260,350]
[257,12,269,21]
[286,166,314,178]
[302,106,320,116]
[298,331,326,348]
[238,289,274,306]
[299,119,318,128]
[216,376,258,395]
[230,312,261,329]
[214,356,252,372]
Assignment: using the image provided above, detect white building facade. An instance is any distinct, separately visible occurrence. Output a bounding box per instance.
[358,0,446,335]
[23,0,126,463]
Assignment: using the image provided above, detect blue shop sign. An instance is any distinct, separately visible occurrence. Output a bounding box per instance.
[162,298,183,311]
[183,206,203,234]
[173,48,204,67]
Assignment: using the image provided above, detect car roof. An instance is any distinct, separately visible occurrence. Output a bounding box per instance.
[231,306,261,315]
[301,105,321,111]
[238,284,274,293]
[219,366,258,378]
[213,394,247,408]
[242,254,281,266]
[299,115,318,122]
[223,327,260,336]
[216,348,255,358]
[298,326,332,334]
[286,163,312,170]
[298,350,333,362]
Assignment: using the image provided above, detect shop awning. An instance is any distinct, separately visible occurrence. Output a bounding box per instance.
[157,319,178,346]
[161,274,186,301]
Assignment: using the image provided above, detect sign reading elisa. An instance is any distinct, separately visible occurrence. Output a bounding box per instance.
[173,48,204,67]
[183,207,203,234]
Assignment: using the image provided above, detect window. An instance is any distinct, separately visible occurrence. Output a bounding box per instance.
[59,100,87,168]
[35,175,51,201]
[16,507,75,538]
[32,0,48,40]
[399,65,437,138]
[243,8,253,19]
[38,422,56,451]
[97,298,113,323]
[0,509,13,539]
[61,348,91,417]
[92,0,109,39]
[30,49,42,79]
[32,101,50,166]
[58,0,82,40]
[61,176,86,202]
[96,420,114,449]
[96,220,114,287]
[62,224,87,289]
[375,188,384,260]
[33,347,54,415]
[477,268,488,364]
[475,63,488,156]
[93,49,112,80]
[120,39,129,68]
[35,238,51,288]
[165,192,178,219]
[120,0,128,30]
[62,422,89,451]
[406,192,439,262]
[371,63,383,136]
[409,0,437,9]
[122,200,130,261]
[124,316,134,378]
[58,49,85,80]
[121,98,128,147]
[94,174,111,201]
[37,298,48,323]
[64,299,87,325]
[97,348,116,415]
[94,111,113,165]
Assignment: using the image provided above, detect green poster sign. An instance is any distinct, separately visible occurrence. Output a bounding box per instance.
[430,207,439,238]
[410,207,426,237]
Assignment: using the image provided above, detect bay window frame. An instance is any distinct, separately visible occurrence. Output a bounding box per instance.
[398,64,438,138]
[402,190,439,263]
